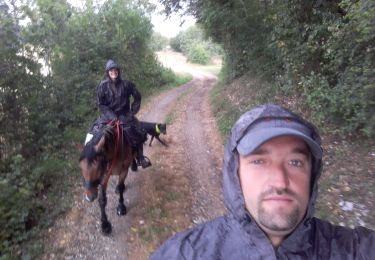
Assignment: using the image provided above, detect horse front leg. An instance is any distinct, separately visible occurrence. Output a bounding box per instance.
[98,186,112,234]
[115,182,127,216]
[115,170,129,216]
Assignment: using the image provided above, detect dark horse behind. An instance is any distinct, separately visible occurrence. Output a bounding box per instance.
[79,120,135,234]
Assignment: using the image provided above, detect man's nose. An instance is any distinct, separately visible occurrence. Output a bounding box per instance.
[269,163,289,189]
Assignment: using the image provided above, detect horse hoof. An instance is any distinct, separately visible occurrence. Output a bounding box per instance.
[115,185,125,194]
[101,221,112,234]
[117,204,127,216]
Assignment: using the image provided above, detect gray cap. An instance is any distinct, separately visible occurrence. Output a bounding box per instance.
[236,105,323,159]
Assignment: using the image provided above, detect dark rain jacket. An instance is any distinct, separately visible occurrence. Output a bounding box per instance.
[90,60,141,133]
[96,77,141,121]
[96,60,141,121]
[150,104,375,260]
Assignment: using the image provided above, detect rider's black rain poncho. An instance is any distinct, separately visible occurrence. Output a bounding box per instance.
[150,104,375,260]
[96,59,141,122]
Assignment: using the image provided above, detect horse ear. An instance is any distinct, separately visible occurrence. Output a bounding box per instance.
[95,136,105,152]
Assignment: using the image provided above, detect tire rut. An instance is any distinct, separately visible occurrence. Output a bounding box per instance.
[181,77,226,224]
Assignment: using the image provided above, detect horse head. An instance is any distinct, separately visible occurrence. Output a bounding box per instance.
[79,134,107,202]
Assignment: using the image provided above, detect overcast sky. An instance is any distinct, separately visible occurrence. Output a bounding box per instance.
[150,1,195,38]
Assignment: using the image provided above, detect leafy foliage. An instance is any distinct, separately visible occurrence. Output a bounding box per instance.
[186,42,210,64]
[0,0,176,257]
[150,32,169,51]
[170,25,222,64]
[160,0,375,136]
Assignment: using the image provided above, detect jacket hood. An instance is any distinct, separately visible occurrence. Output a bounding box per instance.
[222,104,323,226]
[105,59,119,71]
[105,59,122,79]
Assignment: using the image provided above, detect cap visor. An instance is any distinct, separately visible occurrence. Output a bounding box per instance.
[237,128,322,158]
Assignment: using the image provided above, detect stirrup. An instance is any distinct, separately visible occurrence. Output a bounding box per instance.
[137,156,152,168]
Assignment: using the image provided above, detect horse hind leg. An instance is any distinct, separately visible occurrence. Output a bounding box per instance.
[99,188,112,234]
[115,183,127,216]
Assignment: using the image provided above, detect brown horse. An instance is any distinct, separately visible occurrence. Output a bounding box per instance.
[79,120,135,234]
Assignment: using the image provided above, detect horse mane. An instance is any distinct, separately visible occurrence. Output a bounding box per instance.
[101,124,117,152]
[79,131,104,165]
[79,124,120,164]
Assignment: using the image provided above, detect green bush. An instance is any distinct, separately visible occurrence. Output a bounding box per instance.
[170,25,222,63]
[170,33,183,52]
[150,32,169,51]
[0,155,68,257]
[187,42,210,64]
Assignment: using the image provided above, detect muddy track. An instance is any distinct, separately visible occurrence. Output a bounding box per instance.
[181,77,226,224]
[42,54,226,259]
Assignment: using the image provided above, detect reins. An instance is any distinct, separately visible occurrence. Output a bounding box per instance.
[101,120,122,188]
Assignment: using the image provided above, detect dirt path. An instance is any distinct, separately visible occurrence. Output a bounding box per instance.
[42,51,226,259]
[181,77,226,224]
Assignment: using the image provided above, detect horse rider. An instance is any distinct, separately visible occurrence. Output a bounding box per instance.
[85,59,151,169]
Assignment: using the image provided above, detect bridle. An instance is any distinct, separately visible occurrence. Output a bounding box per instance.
[83,178,101,189]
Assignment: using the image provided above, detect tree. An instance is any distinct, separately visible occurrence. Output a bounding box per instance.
[0,0,177,256]
[159,0,375,136]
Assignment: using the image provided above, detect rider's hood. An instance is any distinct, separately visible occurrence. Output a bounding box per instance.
[105,59,122,79]
[105,59,120,71]
[222,103,323,225]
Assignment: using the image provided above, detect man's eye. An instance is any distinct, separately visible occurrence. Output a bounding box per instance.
[289,160,303,167]
[251,159,264,165]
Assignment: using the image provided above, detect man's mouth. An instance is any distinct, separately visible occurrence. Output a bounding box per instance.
[263,196,293,203]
